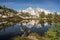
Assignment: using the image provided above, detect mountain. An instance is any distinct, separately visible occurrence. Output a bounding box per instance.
[18,7,60,17]
[18,7,53,16]
[0,6,17,14]
[0,6,17,17]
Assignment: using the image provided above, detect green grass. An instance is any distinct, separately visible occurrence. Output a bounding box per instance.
[55,22,60,26]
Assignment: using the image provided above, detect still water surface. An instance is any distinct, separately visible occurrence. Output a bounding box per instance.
[0,20,54,40]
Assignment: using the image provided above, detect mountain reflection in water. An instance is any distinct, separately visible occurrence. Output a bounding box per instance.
[0,20,54,40]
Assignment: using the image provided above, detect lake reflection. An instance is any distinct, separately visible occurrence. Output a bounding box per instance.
[0,20,53,40]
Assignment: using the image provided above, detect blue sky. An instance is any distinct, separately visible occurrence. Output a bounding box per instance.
[0,0,60,12]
